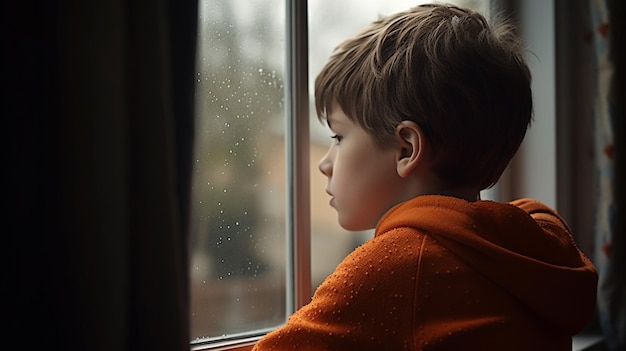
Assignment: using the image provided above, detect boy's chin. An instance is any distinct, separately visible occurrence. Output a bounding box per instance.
[337,217,376,232]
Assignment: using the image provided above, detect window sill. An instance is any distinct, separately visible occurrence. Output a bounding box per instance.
[572,334,606,351]
[191,335,260,351]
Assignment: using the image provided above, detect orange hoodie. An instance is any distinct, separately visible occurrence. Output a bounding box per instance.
[252,195,598,351]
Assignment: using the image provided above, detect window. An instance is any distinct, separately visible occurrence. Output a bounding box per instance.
[190,0,489,349]
[190,0,289,344]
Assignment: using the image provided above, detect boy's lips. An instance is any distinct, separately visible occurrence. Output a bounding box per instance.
[325,189,335,207]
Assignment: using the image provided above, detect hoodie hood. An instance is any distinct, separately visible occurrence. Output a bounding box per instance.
[376,195,598,336]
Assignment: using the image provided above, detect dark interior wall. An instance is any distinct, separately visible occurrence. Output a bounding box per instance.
[555,1,597,257]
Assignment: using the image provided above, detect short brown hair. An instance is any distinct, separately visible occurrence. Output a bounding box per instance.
[315,3,532,190]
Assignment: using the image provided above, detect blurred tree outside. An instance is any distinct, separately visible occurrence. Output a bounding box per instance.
[190,0,286,340]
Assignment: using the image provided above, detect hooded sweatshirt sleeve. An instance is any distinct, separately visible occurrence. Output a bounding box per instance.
[252,228,427,351]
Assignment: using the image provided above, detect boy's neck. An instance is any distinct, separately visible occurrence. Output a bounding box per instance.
[433,188,481,202]
[410,170,480,202]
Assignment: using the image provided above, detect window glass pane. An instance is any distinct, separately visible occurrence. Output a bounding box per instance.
[190,0,286,343]
[308,0,490,289]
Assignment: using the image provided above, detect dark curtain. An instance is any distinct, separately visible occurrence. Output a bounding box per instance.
[5,1,197,350]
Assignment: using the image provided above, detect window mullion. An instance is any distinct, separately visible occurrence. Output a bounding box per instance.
[285,0,312,315]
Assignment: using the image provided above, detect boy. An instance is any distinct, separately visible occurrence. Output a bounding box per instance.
[253,3,597,350]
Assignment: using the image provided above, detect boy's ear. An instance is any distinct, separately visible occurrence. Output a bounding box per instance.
[394,120,426,178]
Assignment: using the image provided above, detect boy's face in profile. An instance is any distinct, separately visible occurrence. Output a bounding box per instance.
[318,103,408,231]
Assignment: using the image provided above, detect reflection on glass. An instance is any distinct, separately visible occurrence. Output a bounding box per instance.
[190,0,286,342]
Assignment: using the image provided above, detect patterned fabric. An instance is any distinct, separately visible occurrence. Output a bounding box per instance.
[590,0,625,350]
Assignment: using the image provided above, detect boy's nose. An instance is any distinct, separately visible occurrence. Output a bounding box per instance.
[318,149,332,177]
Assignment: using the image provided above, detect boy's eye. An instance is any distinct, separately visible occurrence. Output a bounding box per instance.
[331,134,343,143]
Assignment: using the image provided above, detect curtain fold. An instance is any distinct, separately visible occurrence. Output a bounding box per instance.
[124,0,196,349]
[6,0,197,350]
